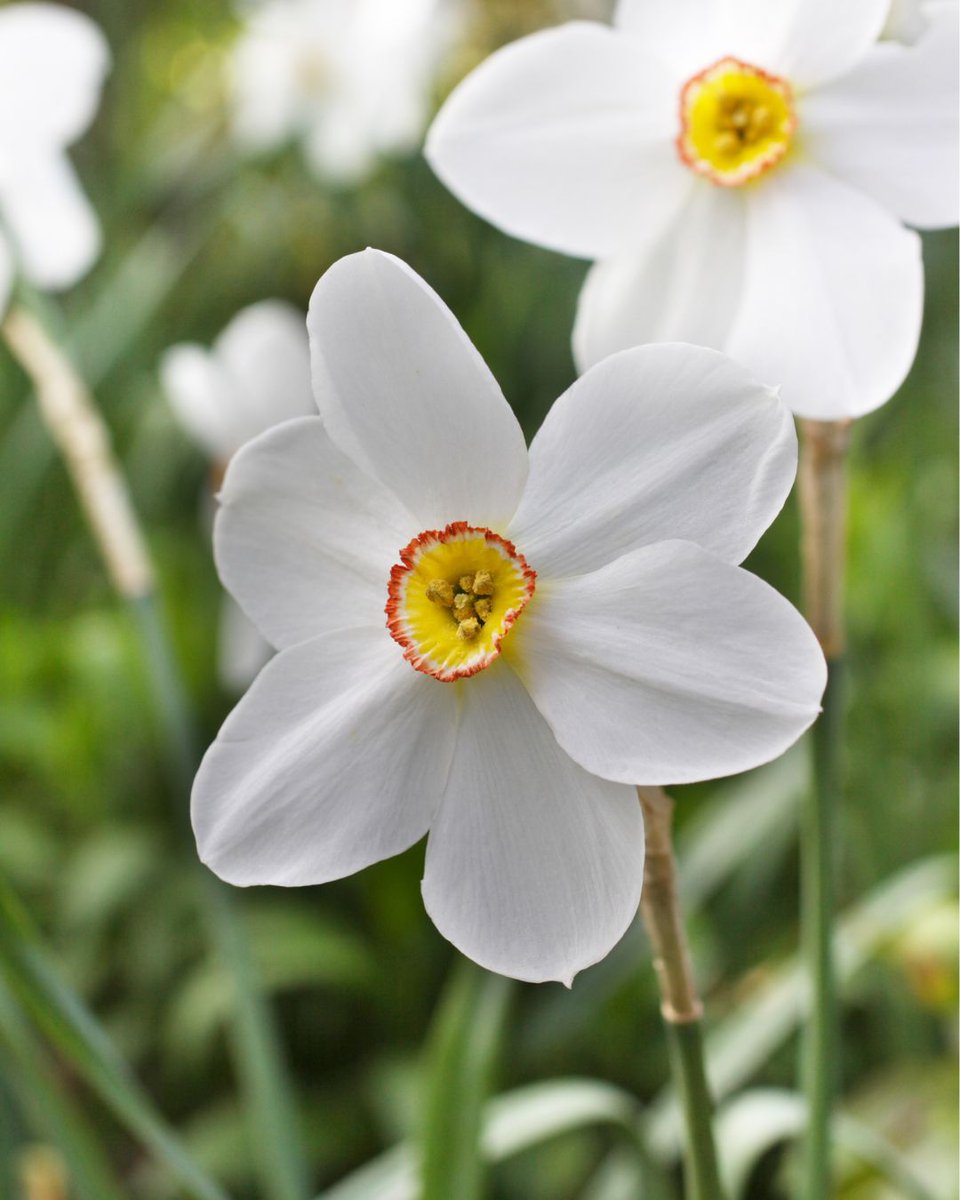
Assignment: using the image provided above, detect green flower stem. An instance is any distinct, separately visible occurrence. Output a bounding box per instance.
[637,787,725,1200]
[797,418,851,1200]
[2,304,308,1200]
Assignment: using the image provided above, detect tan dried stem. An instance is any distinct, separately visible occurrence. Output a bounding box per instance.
[2,306,153,600]
[798,418,852,659]
[638,785,703,1025]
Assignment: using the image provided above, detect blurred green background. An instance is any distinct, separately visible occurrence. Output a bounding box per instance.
[0,2,956,1198]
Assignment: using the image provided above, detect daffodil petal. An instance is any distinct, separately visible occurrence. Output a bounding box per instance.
[515,541,826,787]
[426,22,687,259]
[726,162,923,420]
[613,0,725,80]
[572,181,746,373]
[422,664,643,985]
[0,3,109,150]
[215,416,417,648]
[214,300,316,437]
[217,595,272,693]
[0,154,100,290]
[509,343,794,577]
[722,0,889,88]
[801,6,959,230]
[307,249,528,531]
[161,344,245,463]
[192,627,456,886]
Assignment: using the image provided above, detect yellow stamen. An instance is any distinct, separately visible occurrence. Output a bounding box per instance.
[426,579,455,607]
[457,617,481,641]
[472,570,494,596]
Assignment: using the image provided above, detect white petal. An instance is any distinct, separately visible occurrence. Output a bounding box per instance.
[161,344,241,463]
[509,344,794,578]
[722,0,889,88]
[572,181,747,372]
[514,541,826,786]
[162,301,315,462]
[801,7,959,230]
[726,163,924,420]
[215,416,416,648]
[230,22,299,153]
[422,664,643,985]
[214,300,316,430]
[307,250,528,530]
[426,22,687,259]
[193,627,457,886]
[616,0,888,87]
[218,595,273,692]
[614,0,726,80]
[0,154,100,290]
[0,4,109,149]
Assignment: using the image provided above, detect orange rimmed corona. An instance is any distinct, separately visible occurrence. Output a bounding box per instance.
[386,521,536,681]
[677,57,797,187]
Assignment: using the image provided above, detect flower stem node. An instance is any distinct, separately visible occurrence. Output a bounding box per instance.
[387,522,536,681]
[678,57,796,187]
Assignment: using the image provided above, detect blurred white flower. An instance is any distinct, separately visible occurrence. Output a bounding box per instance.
[191,249,826,984]
[161,300,316,689]
[0,3,110,311]
[427,0,959,420]
[230,0,463,184]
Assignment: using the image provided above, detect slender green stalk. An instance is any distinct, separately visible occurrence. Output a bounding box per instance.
[664,1022,724,1200]
[797,418,851,1200]
[637,787,725,1200]
[800,660,844,1198]
[2,304,308,1200]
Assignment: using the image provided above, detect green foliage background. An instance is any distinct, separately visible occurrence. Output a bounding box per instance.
[0,2,956,1197]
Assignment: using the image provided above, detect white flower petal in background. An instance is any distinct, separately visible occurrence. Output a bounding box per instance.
[161,299,317,687]
[0,2,110,150]
[802,7,960,231]
[195,250,827,981]
[425,22,686,259]
[724,164,924,421]
[231,0,464,184]
[215,417,415,650]
[428,0,958,419]
[307,249,528,531]
[0,3,109,306]
[218,595,273,693]
[421,665,644,985]
[193,627,457,887]
[513,541,826,786]
[162,299,315,463]
[0,153,102,291]
[508,344,795,577]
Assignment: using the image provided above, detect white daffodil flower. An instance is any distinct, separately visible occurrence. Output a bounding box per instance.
[161,300,316,689]
[426,0,959,421]
[191,250,826,984]
[0,3,110,312]
[231,0,463,184]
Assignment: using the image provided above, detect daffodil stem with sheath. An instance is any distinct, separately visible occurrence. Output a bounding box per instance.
[797,417,851,1200]
[2,303,309,1200]
[638,786,725,1200]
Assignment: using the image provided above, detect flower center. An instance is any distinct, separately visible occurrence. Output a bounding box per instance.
[385,522,536,682]
[677,57,796,186]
